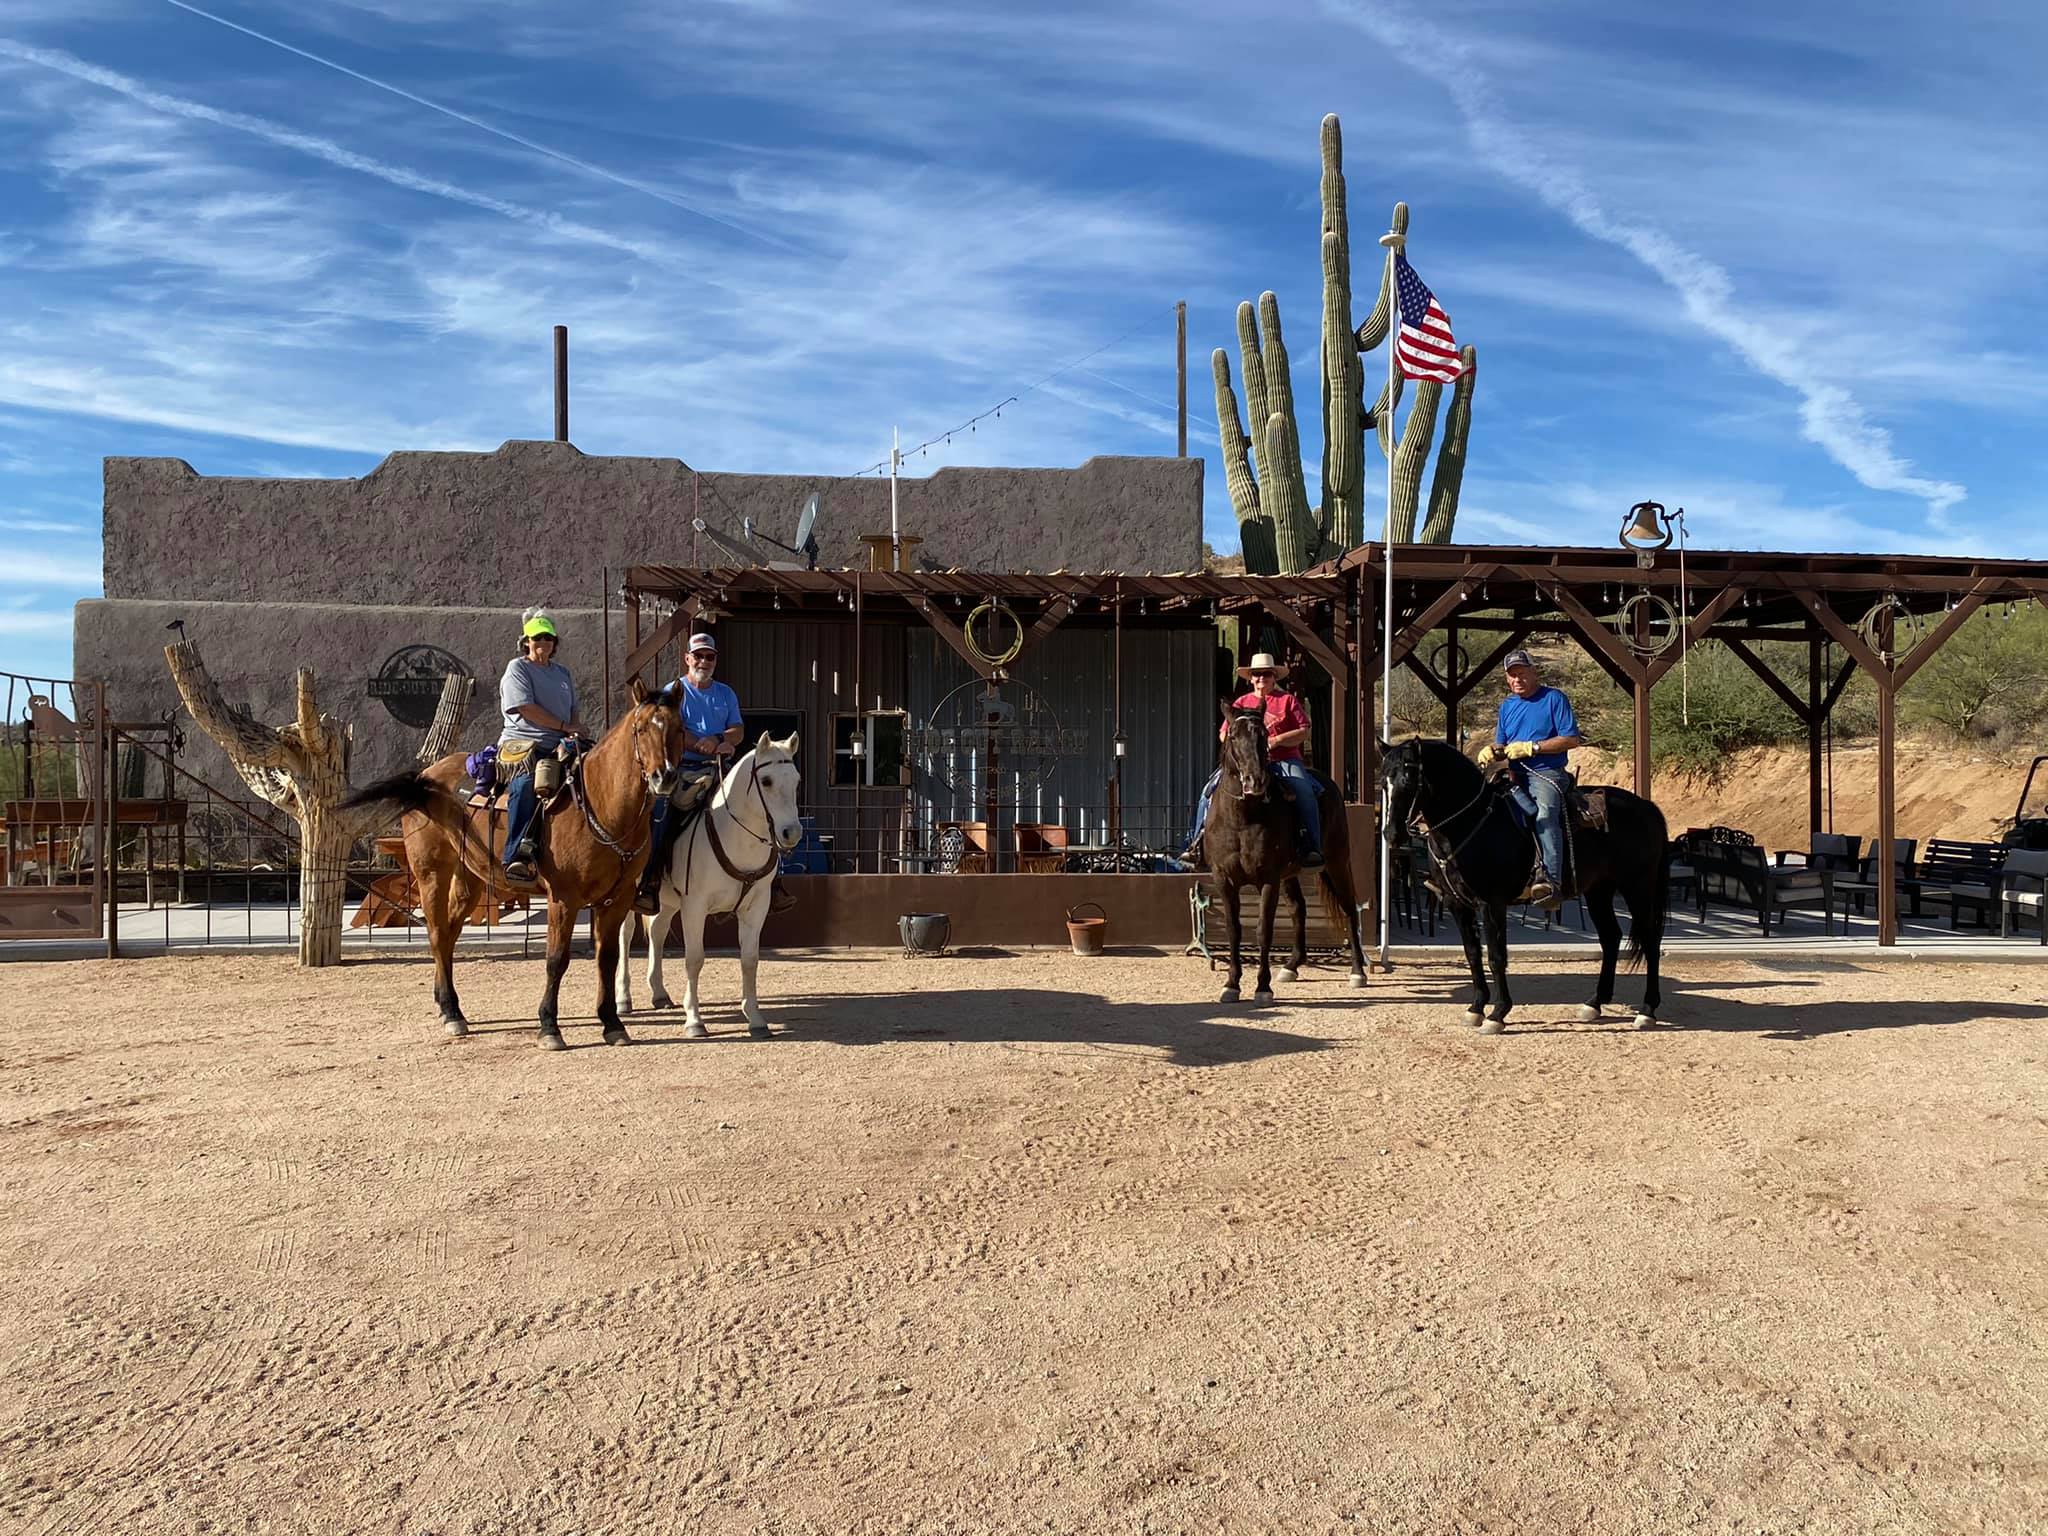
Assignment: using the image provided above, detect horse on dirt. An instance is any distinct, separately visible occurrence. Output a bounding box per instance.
[1381,736,1671,1035]
[615,733,803,1039]
[1203,704,1368,1003]
[345,679,684,1049]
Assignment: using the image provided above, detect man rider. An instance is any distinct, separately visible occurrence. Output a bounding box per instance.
[634,633,741,914]
[1477,648,1583,908]
[499,608,584,883]
[1183,652,1324,872]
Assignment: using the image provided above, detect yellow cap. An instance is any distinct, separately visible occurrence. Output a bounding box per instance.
[522,612,559,640]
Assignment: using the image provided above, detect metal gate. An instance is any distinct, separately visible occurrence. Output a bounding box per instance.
[1,673,109,944]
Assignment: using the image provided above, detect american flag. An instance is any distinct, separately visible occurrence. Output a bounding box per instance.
[1393,252,1463,383]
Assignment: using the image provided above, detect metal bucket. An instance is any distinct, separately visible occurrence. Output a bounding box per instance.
[899,912,950,955]
[1065,901,1106,956]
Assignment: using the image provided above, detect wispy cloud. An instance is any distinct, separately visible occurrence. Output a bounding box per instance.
[0,515,94,533]
[157,0,794,249]
[1322,0,1970,523]
[0,549,101,586]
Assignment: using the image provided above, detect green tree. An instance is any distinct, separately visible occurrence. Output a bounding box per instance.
[1901,603,2048,740]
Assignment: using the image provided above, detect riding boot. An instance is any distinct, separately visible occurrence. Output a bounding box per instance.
[1297,835,1325,872]
[634,811,683,914]
[768,878,797,915]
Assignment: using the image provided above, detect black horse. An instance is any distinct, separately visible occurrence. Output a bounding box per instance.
[1381,737,1670,1034]
[1202,705,1367,1002]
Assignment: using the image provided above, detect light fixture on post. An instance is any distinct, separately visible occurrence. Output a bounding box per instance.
[1113,732,1127,760]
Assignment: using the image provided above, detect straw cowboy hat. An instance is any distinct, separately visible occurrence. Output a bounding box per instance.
[1234,652,1291,680]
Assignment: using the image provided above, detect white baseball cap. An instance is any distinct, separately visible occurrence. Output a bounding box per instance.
[686,633,717,655]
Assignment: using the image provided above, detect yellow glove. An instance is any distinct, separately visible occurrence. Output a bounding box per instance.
[1504,739,1537,761]
[1475,742,1502,767]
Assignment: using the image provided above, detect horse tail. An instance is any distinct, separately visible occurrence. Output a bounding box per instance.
[341,771,439,820]
[1625,799,1673,971]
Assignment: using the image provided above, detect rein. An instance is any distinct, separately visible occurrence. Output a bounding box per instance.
[1401,767,1498,906]
[567,722,655,865]
[680,752,783,910]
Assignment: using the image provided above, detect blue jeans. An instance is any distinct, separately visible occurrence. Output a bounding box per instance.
[503,773,538,867]
[1507,765,1568,886]
[1190,761,1322,852]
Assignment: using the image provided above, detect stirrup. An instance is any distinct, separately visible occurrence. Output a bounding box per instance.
[768,883,797,915]
[632,883,661,915]
[1521,877,1559,908]
[1298,849,1325,871]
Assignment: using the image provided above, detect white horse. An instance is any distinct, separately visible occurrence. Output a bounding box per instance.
[615,733,804,1038]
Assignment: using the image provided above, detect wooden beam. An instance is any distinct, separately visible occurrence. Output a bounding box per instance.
[1643,584,1747,686]
[1526,574,1648,686]
[911,595,995,679]
[1720,636,1812,723]
[1890,582,1996,688]
[1821,656,1857,718]
[1258,597,1351,684]
[1020,591,1082,655]
[1386,564,1497,666]
[1795,591,1889,679]
[1402,653,1451,705]
[622,604,692,680]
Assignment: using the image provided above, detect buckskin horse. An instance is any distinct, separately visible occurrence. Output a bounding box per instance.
[1381,736,1671,1035]
[1203,704,1368,1003]
[615,733,804,1038]
[345,678,684,1049]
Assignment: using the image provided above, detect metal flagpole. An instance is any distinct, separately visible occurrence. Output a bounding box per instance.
[1375,226,1403,970]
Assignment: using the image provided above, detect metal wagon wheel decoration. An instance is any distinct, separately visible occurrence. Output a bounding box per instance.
[910,676,1078,799]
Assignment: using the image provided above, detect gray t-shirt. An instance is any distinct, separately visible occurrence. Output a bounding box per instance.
[499,657,577,748]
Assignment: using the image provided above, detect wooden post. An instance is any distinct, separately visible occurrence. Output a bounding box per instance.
[1877,672,1898,945]
[1631,601,1652,797]
[1110,586,1123,864]
[852,573,863,875]
[553,325,569,442]
[1328,596,1349,796]
[601,566,612,730]
[99,680,117,959]
[1443,617,1460,744]
[1176,301,1188,457]
[1807,628,1824,841]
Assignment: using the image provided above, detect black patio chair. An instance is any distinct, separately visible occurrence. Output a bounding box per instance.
[1835,837,1921,919]
[1998,849,2048,943]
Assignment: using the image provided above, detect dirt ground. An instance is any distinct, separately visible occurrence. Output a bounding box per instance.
[4,946,2046,1535]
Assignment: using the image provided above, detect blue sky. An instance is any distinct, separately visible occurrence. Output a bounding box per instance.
[3,0,2045,681]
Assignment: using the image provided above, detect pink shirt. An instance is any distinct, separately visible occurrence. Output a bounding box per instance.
[1233,688,1310,762]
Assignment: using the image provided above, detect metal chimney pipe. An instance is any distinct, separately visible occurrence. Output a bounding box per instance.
[553,325,569,442]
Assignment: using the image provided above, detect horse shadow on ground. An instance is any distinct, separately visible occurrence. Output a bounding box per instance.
[1505,990,2048,1042]
[442,977,1349,1067]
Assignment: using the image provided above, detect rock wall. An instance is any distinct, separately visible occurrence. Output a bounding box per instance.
[102,442,1205,608]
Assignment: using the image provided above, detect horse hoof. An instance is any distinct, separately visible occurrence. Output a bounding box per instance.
[651,992,675,1011]
[1348,972,1367,989]
[749,1024,771,1040]
[1461,1010,1485,1028]
[538,1028,566,1052]
[1478,1018,1507,1036]
[1575,1004,1601,1024]
[1275,968,1299,984]
[1252,989,1275,1004]
[443,1018,469,1038]
[1633,1012,1657,1029]
[1218,987,1240,1004]
[683,1022,708,1040]
[603,1027,634,1046]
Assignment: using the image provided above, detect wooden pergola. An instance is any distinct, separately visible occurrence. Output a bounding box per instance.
[1334,541,2048,945]
[615,545,2048,948]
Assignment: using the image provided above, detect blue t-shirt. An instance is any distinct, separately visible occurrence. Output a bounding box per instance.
[672,676,744,766]
[1495,685,1579,773]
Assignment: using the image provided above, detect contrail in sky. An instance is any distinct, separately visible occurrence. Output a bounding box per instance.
[160,0,795,251]
[0,38,703,276]
[1325,0,1966,521]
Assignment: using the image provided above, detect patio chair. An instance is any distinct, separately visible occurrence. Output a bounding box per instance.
[934,820,991,874]
[1997,849,2048,943]
[1918,838,2007,930]
[1013,822,1071,874]
[1835,837,1921,919]
[1689,837,1833,935]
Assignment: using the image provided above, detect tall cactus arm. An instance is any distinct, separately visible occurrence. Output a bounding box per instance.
[1419,345,1477,544]
[1389,378,1443,543]
[1264,411,1319,575]
[1235,301,1271,485]
[1212,348,1278,574]
[1355,202,1410,352]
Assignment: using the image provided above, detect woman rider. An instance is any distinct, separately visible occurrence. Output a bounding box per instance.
[1183,652,1324,871]
[498,608,584,881]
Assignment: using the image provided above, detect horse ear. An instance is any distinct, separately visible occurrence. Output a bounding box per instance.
[1219,697,1235,722]
[628,677,649,706]
[780,731,800,757]
[757,730,773,756]
[660,682,682,709]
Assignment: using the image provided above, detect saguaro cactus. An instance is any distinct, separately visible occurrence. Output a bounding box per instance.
[1214,116,1478,573]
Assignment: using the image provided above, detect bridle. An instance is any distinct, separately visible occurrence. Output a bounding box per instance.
[1391,749,1498,901]
[689,750,788,904]
[570,702,675,863]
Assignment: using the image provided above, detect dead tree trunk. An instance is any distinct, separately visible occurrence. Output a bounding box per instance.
[165,641,387,967]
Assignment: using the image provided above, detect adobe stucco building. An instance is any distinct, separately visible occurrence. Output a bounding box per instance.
[75,440,1203,798]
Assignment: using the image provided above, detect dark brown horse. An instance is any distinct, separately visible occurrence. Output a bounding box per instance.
[1202,704,1367,1003]
[1381,737,1671,1035]
[345,679,684,1049]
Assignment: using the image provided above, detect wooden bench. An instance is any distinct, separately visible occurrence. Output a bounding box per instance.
[1684,836,1833,935]
[1916,838,2006,929]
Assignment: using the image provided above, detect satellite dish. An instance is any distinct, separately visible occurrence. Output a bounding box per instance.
[794,493,820,569]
